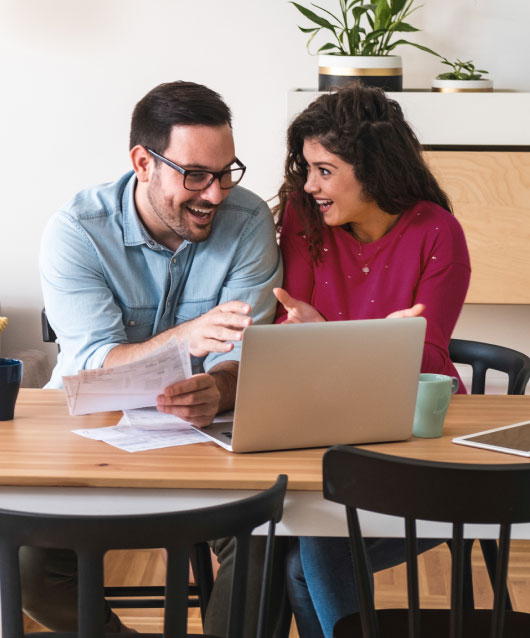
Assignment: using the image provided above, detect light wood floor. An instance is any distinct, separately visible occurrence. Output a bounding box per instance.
[23,541,530,635]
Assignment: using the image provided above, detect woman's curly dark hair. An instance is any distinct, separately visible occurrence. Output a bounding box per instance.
[273,83,452,261]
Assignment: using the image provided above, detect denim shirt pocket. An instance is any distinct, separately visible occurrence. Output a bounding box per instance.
[122,305,157,343]
[175,297,218,323]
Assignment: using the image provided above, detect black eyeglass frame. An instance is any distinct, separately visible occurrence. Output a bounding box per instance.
[146,148,246,191]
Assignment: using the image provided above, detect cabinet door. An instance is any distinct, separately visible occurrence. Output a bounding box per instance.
[424,151,530,304]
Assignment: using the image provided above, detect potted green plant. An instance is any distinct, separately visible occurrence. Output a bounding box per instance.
[291,0,438,91]
[432,58,493,92]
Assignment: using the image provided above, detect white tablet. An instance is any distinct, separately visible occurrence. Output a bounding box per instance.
[453,420,530,458]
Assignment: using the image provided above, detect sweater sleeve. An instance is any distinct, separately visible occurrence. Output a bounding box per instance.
[276,200,315,322]
[413,215,471,375]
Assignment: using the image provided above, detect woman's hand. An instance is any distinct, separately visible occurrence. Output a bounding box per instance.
[273,288,326,324]
[386,303,425,319]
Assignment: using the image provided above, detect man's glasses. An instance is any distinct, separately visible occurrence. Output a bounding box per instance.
[147,148,246,192]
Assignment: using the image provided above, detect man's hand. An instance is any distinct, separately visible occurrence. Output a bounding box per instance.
[386,303,425,319]
[179,301,252,357]
[273,288,325,324]
[157,374,221,427]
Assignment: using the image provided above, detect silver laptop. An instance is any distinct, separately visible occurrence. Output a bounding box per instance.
[194,317,426,453]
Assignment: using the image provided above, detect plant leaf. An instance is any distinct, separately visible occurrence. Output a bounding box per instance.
[437,72,458,80]
[318,42,342,52]
[351,5,371,20]
[298,26,320,33]
[386,39,440,56]
[374,0,392,30]
[306,28,321,51]
[363,28,387,42]
[290,2,338,30]
[391,21,419,32]
[310,2,344,26]
[390,0,408,14]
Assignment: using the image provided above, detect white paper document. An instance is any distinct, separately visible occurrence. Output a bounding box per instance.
[63,339,192,415]
[122,406,235,430]
[71,407,235,452]
[73,414,209,453]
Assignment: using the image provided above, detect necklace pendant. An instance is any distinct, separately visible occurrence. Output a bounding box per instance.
[362,266,370,274]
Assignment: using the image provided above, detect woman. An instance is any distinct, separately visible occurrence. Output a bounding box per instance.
[273,84,470,637]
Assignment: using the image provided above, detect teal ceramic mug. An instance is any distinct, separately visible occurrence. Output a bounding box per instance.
[412,373,459,438]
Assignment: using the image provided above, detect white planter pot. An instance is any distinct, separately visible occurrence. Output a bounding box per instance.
[318,55,402,92]
[431,78,493,93]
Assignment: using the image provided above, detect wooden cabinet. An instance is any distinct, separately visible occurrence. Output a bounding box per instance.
[288,91,530,304]
[425,151,530,303]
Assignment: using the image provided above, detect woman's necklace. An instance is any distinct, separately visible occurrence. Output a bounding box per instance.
[355,240,381,275]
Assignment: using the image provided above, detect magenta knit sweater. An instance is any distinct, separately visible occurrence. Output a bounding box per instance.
[277,199,471,392]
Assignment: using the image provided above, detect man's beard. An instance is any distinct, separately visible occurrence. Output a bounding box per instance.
[147,188,218,244]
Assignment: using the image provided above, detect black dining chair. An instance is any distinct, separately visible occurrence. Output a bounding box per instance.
[41,308,58,347]
[40,307,214,619]
[323,445,530,638]
[0,474,287,638]
[40,308,294,637]
[449,339,530,396]
[449,338,530,609]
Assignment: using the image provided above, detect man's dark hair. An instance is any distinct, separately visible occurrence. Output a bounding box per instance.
[274,83,452,261]
[129,81,232,153]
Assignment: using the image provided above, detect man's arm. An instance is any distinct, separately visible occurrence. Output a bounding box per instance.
[156,360,238,427]
[40,213,132,384]
[202,198,283,372]
[152,199,282,426]
[103,301,252,367]
[152,199,281,425]
[40,213,252,386]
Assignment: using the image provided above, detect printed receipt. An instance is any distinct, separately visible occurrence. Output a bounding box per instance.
[63,339,192,415]
[72,413,209,453]
[71,408,234,453]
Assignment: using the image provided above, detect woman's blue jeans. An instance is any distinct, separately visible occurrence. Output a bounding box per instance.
[286,536,442,638]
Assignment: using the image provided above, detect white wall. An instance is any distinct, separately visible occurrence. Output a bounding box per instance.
[1,0,529,385]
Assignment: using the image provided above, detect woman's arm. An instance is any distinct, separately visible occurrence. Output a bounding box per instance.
[276,200,316,322]
[416,262,470,371]
[413,216,471,373]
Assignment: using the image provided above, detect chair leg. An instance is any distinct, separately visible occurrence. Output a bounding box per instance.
[274,582,293,638]
[192,542,215,622]
[446,539,474,609]
[462,539,475,609]
[479,539,513,611]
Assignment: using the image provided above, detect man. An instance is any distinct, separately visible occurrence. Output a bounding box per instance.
[24,81,283,636]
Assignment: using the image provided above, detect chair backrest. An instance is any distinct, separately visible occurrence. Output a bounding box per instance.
[323,446,530,638]
[0,474,287,638]
[449,338,530,395]
[41,308,57,345]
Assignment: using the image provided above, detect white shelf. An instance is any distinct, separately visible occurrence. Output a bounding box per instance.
[288,90,530,146]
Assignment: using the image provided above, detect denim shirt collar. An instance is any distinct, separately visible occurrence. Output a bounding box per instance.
[121,171,190,254]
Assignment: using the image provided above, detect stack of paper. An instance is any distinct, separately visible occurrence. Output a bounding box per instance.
[73,407,209,452]
[63,339,191,415]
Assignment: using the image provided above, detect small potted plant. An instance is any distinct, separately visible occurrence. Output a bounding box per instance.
[291,0,438,91]
[432,58,493,92]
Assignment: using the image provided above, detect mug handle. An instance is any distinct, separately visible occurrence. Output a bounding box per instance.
[450,377,459,394]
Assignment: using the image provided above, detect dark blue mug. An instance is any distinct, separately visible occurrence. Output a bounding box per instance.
[0,358,23,421]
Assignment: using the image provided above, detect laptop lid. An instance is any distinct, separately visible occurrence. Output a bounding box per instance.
[199,317,426,453]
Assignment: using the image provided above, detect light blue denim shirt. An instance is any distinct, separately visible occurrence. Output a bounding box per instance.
[40,171,282,388]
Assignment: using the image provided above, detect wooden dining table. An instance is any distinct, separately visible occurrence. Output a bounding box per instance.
[1,389,529,538]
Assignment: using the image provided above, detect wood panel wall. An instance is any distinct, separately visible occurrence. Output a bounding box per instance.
[424,151,530,304]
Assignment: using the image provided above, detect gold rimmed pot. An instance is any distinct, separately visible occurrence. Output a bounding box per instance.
[431,78,493,93]
[318,55,402,92]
